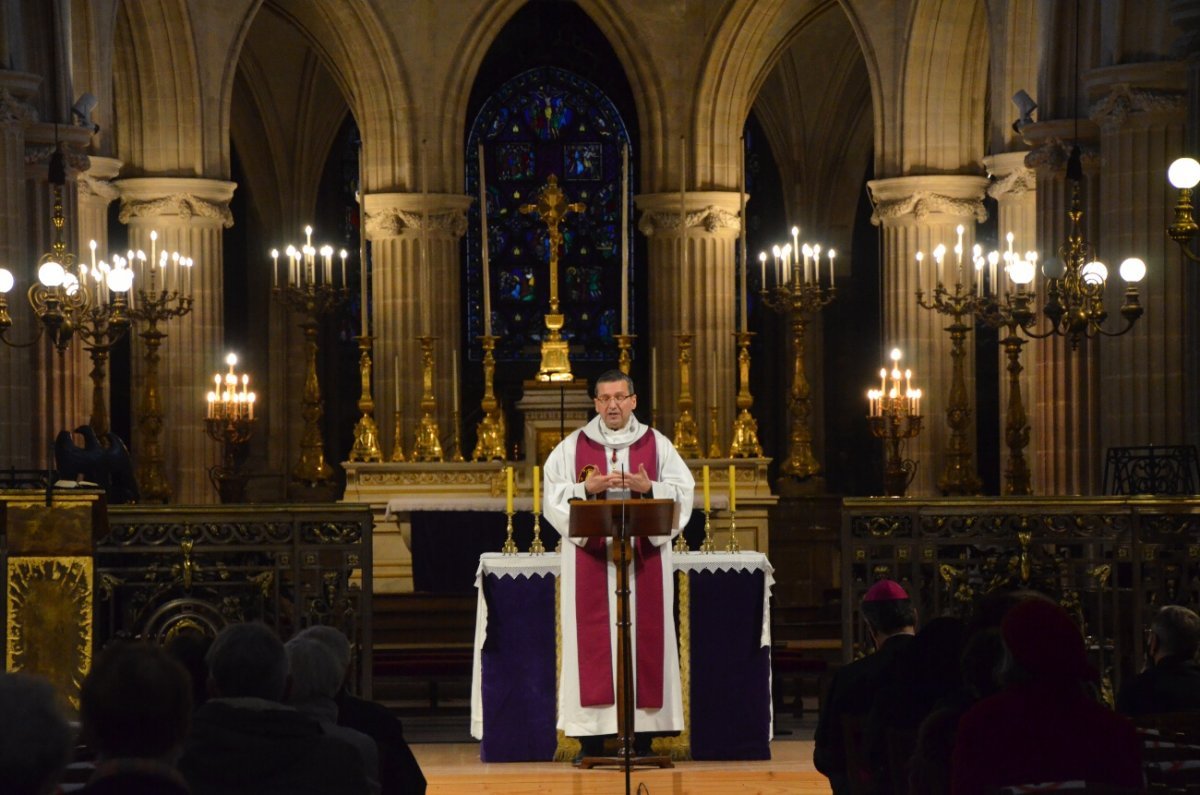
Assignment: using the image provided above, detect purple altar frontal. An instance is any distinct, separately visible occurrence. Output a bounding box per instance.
[470,551,775,762]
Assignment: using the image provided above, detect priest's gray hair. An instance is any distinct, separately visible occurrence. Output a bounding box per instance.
[285,635,344,701]
[296,624,352,674]
[595,369,635,396]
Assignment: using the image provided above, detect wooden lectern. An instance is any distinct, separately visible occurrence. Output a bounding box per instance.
[568,498,678,773]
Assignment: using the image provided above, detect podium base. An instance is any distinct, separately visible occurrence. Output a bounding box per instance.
[579,753,674,770]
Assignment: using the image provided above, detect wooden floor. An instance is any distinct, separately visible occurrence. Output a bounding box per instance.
[412,740,831,795]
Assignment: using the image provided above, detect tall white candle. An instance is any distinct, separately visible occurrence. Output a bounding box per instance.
[420,139,430,336]
[394,354,400,413]
[621,144,629,335]
[478,144,492,337]
[359,144,369,336]
[679,136,689,331]
[739,142,748,332]
[650,347,658,415]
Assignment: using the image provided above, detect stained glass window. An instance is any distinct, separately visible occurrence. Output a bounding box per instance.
[466,67,632,363]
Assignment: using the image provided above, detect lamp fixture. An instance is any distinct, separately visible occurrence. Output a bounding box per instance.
[1166,156,1200,261]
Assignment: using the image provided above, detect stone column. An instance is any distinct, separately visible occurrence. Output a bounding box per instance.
[983,151,1039,493]
[866,175,990,497]
[363,192,470,458]
[0,71,39,469]
[634,191,739,453]
[117,177,236,504]
[1023,128,1102,495]
[1088,68,1193,459]
[75,156,123,438]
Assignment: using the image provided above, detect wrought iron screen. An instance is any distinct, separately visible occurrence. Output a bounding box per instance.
[100,503,373,695]
[841,498,1200,700]
[1104,445,1200,495]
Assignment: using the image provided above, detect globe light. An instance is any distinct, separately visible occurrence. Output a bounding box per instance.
[226,352,238,367]
[1168,157,1200,189]
[0,267,13,293]
[1041,256,1066,279]
[38,260,65,287]
[1080,260,1108,287]
[61,272,80,296]
[1009,258,1036,285]
[106,267,134,293]
[1118,257,1147,283]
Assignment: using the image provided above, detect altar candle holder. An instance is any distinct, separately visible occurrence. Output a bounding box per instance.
[699,509,715,554]
[450,409,465,462]
[614,333,635,375]
[529,512,545,555]
[389,410,406,462]
[501,511,518,555]
[725,509,740,553]
[707,406,722,459]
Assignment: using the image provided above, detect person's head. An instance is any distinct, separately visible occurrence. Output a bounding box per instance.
[164,629,213,709]
[205,622,289,701]
[80,641,192,761]
[860,579,917,647]
[284,636,344,702]
[296,625,353,687]
[0,673,74,795]
[1001,598,1095,683]
[1149,605,1200,662]
[594,370,637,430]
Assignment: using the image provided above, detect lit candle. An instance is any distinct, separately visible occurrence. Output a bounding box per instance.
[915,251,923,287]
[739,142,748,333]
[150,231,157,278]
[505,465,514,514]
[955,224,964,280]
[728,464,736,512]
[702,464,710,512]
[340,249,347,288]
[620,143,629,335]
[478,143,492,337]
[271,249,279,288]
[791,227,801,281]
[828,250,836,286]
[758,252,767,297]
[880,368,887,395]
[533,465,541,513]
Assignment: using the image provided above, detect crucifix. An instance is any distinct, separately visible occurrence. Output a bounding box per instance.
[520,174,586,381]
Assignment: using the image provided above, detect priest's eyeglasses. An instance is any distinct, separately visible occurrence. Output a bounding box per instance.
[594,394,633,406]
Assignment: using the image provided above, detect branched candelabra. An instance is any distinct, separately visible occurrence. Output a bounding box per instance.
[760,240,836,479]
[915,237,982,496]
[204,353,257,503]
[271,230,350,488]
[127,234,194,503]
[867,351,923,497]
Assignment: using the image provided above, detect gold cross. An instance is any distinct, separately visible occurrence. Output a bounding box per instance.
[520,175,585,315]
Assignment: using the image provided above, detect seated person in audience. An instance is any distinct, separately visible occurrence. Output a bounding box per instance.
[297,625,427,795]
[177,621,369,795]
[950,599,1143,795]
[814,579,917,794]
[0,673,74,795]
[165,630,213,711]
[1117,604,1200,717]
[285,635,381,794]
[77,641,192,794]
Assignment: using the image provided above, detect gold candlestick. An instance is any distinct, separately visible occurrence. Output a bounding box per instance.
[348,335,383,462]
[672,333,701,458]
[726,509,740,553]
[501,510,518,555]
[707,406,722,459]
[530,512,545,555]
[204,417,257,503]
[673,526,690,553]
[389,410,406,462]
[450,409,465,462]
[614,333,635,375]
[411,335,444,461]
[728,331,763,457]
[974,290,1037,495]
[699,509,715,553]
[473,335,505,461]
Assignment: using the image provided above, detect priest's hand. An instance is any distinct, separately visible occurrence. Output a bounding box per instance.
[622,464,653,495]
[584,469,615,495]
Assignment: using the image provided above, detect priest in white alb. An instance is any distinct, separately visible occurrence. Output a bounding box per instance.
[542,369,694,762]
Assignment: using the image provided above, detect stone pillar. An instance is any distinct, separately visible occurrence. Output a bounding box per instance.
[363,192,470,458]
[983,151,1040,492]
[0,71,39,469]
[1023,128,1103,495]
[1088,67,1193,459]
[117,177,236,504]
[74,155,123,438]
[866,175,990,497]
[634,191,739,453]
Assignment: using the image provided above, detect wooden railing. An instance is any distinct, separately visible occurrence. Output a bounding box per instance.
[841,497,1200,696]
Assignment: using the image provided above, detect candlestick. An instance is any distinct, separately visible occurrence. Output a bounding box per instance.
[505,465,514,514]
[621,143,629,335]
[478,143,492,337]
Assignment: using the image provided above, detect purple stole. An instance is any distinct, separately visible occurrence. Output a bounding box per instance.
[573,430,665,710]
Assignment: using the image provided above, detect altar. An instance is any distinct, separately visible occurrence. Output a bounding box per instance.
[469,551,775,762]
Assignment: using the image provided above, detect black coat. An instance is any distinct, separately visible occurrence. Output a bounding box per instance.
[1116,654,1200,717]
[336,691,427,795]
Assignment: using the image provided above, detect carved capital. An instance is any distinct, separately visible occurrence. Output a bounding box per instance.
[633,191,744,238]
[116,177,237,229]
[1089,84,1186,132]
[869,192,988,226]
[363,207,468,239]
[637,205,741,237]
[866,175,990,227]
[1023,138,1100,175]
[25,144,90,174]
[78,172,121,203]
[987,166,1036,200]
[119,193,233,227]
[0,89,36,126]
